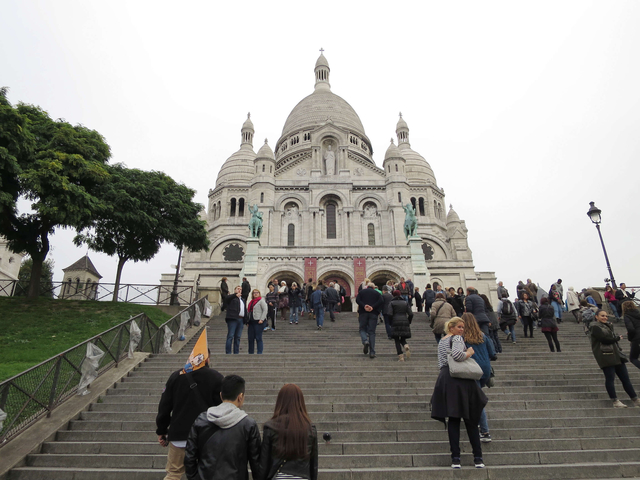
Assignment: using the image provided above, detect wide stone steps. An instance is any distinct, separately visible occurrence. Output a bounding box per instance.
[8,311,640,479]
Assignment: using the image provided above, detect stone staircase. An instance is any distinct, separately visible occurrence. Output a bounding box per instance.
[7,311,640,479]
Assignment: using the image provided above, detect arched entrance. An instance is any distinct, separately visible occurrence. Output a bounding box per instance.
[267,271,304,291]
[319,271,354,312]
[369,270,400,292]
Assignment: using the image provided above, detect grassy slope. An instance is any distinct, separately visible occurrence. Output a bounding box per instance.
[0,297,171,382]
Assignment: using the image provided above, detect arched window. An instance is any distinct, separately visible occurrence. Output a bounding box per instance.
[434,200,438,218]
[230,198,236,217]
[395,164,398,172]
[411,197,417,212]
[419,197,425,216]
[287,224,295,246]
[75,278,81,294]
[326,203,337,239]
[388,165,390,172]
[238,198,245,217]
[262,164,265,172]
[368,223,375,246]
[217,202,221,220]
[398,192,402,203]
[260,192,264,203]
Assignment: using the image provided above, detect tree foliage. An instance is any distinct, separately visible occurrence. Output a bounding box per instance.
[17,256,55,297]
[0,88,111,297]
[74,164,209,300]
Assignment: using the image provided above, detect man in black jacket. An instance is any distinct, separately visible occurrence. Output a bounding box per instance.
[325,282,341,322]
[241,277,251,303]
[156,357,224,480]
[465,286,491,335]
[185,375,261,480]
[355,283,385,359]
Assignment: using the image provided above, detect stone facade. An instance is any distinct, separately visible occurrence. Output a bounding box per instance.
[167,54,497,311]
[0,236,24,296]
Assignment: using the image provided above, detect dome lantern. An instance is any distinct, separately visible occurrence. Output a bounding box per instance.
[396,112,410,147]
[241,112,254,147]
[314,48,331,92]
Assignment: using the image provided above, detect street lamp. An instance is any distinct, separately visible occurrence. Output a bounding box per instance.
[587,202,617,289]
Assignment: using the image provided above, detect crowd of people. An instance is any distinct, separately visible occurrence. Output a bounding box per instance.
[214,274,639,471]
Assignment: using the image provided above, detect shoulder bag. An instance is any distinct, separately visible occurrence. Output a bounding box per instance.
[447,338,483,380]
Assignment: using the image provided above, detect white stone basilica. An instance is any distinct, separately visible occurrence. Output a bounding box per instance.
[168,53,497,310]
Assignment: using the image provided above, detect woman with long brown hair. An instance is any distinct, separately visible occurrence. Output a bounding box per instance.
[259,384,318,480]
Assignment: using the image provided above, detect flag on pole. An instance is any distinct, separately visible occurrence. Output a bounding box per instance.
[181,328,208,374]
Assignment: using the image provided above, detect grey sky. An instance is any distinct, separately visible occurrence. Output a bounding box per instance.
[2,0,639,294]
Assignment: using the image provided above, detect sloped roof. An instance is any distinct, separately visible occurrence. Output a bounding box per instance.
[62,255,102,279]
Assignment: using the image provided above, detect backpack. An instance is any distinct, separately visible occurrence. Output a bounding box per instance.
[501,299,515,316]
[581,307,595,324]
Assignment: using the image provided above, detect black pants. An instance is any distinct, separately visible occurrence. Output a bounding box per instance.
[543,331,561,352]
[447,417,482,460]
[267,305,276,329]
[630,342,640,370]
[434,333,442,345]
[327,302,336,321]
[522,316,533,337]
[602,363,637,400]
[394,337,408,355]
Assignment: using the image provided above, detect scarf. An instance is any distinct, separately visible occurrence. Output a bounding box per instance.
[248,297,261,312]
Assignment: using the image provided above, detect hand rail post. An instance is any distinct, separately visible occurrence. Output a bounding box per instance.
[46,356,64,417]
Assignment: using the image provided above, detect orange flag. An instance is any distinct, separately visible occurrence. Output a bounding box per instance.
[181,328,208,374]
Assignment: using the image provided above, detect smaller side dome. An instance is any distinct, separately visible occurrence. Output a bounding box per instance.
[256,139,274,159]
[447,204,461,224]
[384,138,402,161]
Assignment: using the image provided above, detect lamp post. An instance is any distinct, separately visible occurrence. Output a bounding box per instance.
[170,246,183,306]
[587,201,617,289]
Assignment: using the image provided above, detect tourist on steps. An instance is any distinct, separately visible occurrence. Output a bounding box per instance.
[461,313,495,444]
[480,294,501,354]
[278,281,289,324]
[258,384,318,480]
[430,293,456,345]
[430,317,487,469]
[389,290,413,361]
[622,301,640,370]
[539,297,561,352]
[288,282,302,325]
[355,282,384,359]
[265,284,278,331]
[224,286,247,354]
[589,310,640,408]
[516,292,538,338]
[247,289,267,354]
[497,294,517,344]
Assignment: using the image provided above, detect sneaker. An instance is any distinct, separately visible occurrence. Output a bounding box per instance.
[451,458,461,469]
[633,398,640,407]
[512,341,517,344]
[271,328,276,331]
[474,457,485,468]
[263,327,269,331]
[290,321,293,324]
[363,342,370,354]
[317,326,322,331]
[295,322,298,324]
[613,399,627,408]
[480,432,492,443]
[369,353,376,359]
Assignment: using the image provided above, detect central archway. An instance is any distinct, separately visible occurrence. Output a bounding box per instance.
[369,270,400,291]
[318,270,354,312]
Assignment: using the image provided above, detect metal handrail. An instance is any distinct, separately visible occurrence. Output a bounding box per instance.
[0,295,209,447]
[0,280,194,305]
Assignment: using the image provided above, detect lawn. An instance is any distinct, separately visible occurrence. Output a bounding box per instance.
[0,297,172,382]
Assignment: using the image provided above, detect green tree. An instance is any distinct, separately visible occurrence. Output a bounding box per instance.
[17,256,55,297]
[74,164,209,301]
[0,89,110,297]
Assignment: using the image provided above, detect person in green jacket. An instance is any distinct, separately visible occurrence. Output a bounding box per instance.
[589,310,640,408]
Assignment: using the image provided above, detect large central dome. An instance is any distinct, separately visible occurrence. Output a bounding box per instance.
[281,90,367,139]
[279,53,368,144]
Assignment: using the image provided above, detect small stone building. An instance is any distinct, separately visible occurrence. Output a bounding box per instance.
[60,255,102,300]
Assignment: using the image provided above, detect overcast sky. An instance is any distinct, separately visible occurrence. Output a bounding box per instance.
[2,0,639,295]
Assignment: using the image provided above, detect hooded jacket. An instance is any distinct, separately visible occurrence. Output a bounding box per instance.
[184,402,261,480]
[624,308,640,345]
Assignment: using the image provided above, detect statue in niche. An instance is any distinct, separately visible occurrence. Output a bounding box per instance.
[285,205,298,218]
[324,144,336,175]
[248,204,263,238]
[363,204,377,218]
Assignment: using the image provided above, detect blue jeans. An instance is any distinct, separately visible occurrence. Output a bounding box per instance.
[247,321,264,354]
[478,408,489,434]
[359,312,378,355]
[225,318,243,354]
[289,306,300,323]
[383,314,393,338]
[314,306,325,327]
[552,301,563,320]
[504,324,516,341]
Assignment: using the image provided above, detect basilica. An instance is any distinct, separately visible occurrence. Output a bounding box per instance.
[167,53,497,310]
